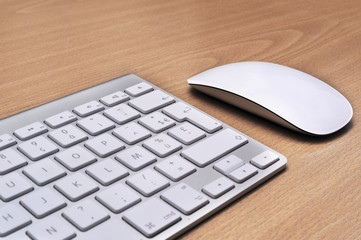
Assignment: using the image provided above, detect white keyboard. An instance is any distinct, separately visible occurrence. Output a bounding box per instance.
[0,74,287,240]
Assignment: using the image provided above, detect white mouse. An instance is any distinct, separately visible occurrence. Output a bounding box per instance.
[187,61,353,135]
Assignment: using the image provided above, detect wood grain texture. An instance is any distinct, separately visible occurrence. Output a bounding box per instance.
[1,0,360,239]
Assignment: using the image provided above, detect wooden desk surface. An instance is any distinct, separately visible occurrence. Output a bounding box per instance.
[1,0,360,239]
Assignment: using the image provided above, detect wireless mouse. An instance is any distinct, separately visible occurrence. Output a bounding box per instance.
[187,61,353,135]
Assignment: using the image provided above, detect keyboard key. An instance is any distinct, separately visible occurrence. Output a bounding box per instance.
[73,100,105,117]
[85,133,125,158]
[14,122,48,141]
[129,90,175,114]
[44,111,77,129]
[86,158,129,185]
[48,124,88,148]
[167,122,206,145]
[55,146,96,171]
[181,128,248,167]
[112,122,151,145]
[23,158,66,186]
[251,150,280,169]
[228,163,258,183]
[0,204,32,237]
[163,101,222,133]
[115,146,156,171]
[63,199,110,231]
[96,183,141,213]
[161,183,209,215]
[202,177,235,199]
[123,198,181,238]
[100,91,130,107]
[155,155,196,181]
[124,82,153,97]
[104,103,140,124]
[127,169,169,197]
[143,133,182,158]
[0,148,27,175]
[0,133,17,151]
[138,112,175,133]
[0,172,34,202]
[26,216,76,240]
[18,136,59,161]
[213,155,245,175]
[77,114,115,136]
[55,173,98,201]
[20,188,66,218]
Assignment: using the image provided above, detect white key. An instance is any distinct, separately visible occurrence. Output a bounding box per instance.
[26,216,76,240]
[73,100,104,117]
[213,155,245,175]
[77,113,115,136]
[86,158,129,185]
[0,204,31,237]
[0,172,33,202]
[129,90,175,114]
[202,177,235,199]
[0,148,27,175]
[20,188,66,218]
[228,163,258,183]
[251,150,280,169]
[14,122,48,141]
[100,91,130,107]
[123,198,181,238]
[63,199,110,231]
[143,133,182,158]
[55,146,96,171]
[155,155,196,181]
[104,103,140,124]
[55,173,98,201]
[112,122,151,145]
[124,82,153,97]
[23,158,66,186]
[48,124,88,148]
[44,111,77,129]
[163,101,222,133]
[85,133,125,158]
[115,146,156,171]
[18,136,59,161]
[168,122,206,145]
[181,128,248,167]
[96,183,141,213]
[0,133,17,150]
[127,169,169,197]
[138,112,175,133]
[161,183,209,215]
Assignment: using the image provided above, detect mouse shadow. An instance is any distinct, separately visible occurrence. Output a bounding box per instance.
[188,89,353,144]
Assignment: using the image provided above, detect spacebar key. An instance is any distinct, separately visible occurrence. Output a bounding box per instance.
[181,128,248,167]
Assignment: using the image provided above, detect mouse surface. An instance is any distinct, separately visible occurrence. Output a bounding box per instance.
[187,61,353,135]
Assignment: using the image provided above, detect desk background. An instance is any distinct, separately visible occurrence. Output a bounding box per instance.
[1,0,360,239]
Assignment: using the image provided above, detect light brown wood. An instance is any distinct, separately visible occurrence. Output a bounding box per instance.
[1,0,360,239]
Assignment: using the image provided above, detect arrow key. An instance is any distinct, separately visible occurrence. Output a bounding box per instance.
[202,176,235,199]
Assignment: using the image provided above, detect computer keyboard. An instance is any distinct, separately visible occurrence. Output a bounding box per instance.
[0,74,287,240]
